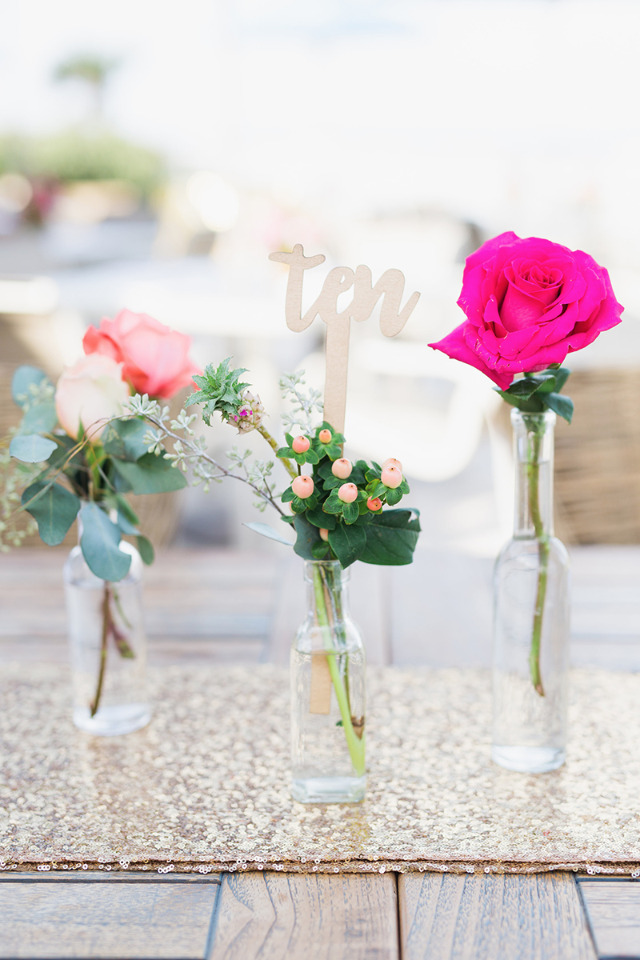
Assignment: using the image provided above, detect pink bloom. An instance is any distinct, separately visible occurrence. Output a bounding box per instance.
[429,232,623,389]
[83,309,199,399]
[55,354,129,440]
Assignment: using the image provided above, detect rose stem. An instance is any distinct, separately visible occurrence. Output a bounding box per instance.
[527,421,548,697]
[90,583,111,717]
[313,564,365,775]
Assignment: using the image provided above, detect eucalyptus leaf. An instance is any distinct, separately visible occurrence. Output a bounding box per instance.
[19,401,57,436]
[103,418,151,462]
[136,535,155,565]
[21,480,80,545]
[79,502,131,581]
[11,366,51,408]
[10,434,57,463]
[111,453,187,494]
[244,521,294,546]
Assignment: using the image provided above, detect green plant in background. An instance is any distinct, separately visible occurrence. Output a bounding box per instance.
[0,132,166,204]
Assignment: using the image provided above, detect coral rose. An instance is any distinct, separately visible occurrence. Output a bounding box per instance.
[55,354,129,440]
[429,232,623,390]
[83,308,198,399]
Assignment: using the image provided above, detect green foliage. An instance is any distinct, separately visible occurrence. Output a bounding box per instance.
[185,359,251,425]
[0,131,166,201]
[9,434,57,463]
[79,502,132,581]
[275,421,420,567]
[496,366,574,423]
[21,479,80,545]
[8,364,185,580]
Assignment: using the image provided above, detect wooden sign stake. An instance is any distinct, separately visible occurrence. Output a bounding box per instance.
[270,244,420,433]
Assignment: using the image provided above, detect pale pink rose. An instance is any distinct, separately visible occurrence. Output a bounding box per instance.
[83,309,199,399]
[55,354,129,440]
[429,232,623,389]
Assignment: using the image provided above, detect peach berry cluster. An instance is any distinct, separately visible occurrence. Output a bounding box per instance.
[278,423,410,528]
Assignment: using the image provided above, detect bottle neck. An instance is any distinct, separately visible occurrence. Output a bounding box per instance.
[304,560,349,621]
[511,409,556,538]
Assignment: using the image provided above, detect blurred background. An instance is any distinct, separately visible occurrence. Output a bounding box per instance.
[1,0,639,554]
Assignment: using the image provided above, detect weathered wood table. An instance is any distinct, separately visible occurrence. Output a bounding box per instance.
[1,545,639,960]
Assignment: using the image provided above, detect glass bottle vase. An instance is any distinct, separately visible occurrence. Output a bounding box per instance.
[63,540,151,736]
[291,560,366,803]
[492,409,570,773]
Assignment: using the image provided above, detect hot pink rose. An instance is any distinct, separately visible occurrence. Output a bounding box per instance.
[83,309,198,399]
[429,232,623,389]
[55,354,129,440]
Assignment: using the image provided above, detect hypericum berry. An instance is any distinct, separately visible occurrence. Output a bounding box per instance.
[381,465,402,488]
[367,496,382,512]
[291,435,310,454]
[319,528,329,541]
[382,457,403,473]
[291,475,314,499]
[338,482,358,503]
[318,428,332,443]
[332,458,352,479]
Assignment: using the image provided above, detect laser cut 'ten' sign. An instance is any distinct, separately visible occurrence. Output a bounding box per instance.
[269,244,421,434]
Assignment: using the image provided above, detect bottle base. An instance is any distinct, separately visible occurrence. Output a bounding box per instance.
[73,703,152,736]
[291,775,366,804]
[492,744,565,773]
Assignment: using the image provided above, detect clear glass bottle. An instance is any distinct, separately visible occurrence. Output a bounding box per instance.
[63,540,151,736]
[291,560,366,803]
[492,409,570,773]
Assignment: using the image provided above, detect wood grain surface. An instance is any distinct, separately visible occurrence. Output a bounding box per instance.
[398,873,596,960]
[0,874,220,960]
[208,872,398,960]
[579,878,640,958]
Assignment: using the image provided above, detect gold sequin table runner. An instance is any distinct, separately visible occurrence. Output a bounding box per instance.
[1,664,639,875]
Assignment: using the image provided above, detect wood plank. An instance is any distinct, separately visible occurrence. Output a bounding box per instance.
[398,873,596,960]
[579,879,640,958]
[208,872,398,960]
[0,875,220,959]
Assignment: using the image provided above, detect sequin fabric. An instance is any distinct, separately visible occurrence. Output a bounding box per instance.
[1,664,638,875]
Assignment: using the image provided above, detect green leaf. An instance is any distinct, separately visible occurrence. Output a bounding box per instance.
[543,391,574,423]
[495,390,543,414]
[184,358,251,425]
[359,509,421,566]
[386,486,403,506]
[552,366,571,392]
[136,535,155,565]
[503,377,545,399]
[111,453,187,494]
[328,522,367,567]
[103,418,151,461]
[10,434,57,463]
[21,481,80,545]
[305,506,336,529]
[244,521,294,546]
[79,502,131,581]
[11,366,50,407]
[110,494,140,528]
[311,541,331,560]
[292,515,322,560]
[342,501,359,525]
